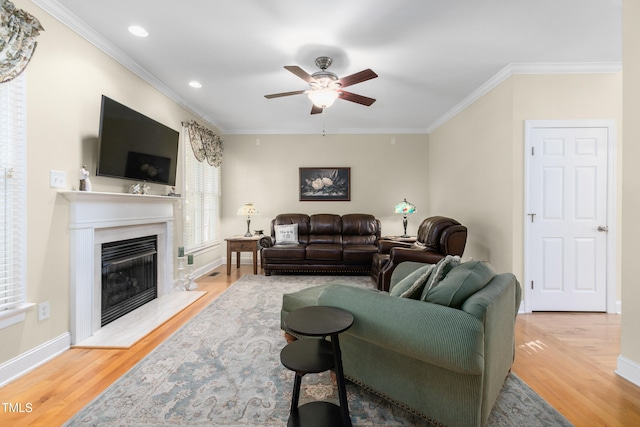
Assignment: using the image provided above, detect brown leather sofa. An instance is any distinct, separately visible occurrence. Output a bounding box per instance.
[260,213,381,276]
[371,216,467,291]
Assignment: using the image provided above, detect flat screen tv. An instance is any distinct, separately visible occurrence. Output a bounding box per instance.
[97,95,179,186]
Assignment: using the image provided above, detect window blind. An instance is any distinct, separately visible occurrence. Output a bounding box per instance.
[0,74,27,312]
[183,130,221,251]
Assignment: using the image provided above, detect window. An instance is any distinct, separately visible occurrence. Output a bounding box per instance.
[0,74,28,327]
[183,132,221,251]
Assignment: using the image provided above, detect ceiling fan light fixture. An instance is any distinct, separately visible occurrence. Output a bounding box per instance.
[265,56,377,114]
[308,88,339,108]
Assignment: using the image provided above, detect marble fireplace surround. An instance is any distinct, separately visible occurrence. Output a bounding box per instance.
[62,191,177,345]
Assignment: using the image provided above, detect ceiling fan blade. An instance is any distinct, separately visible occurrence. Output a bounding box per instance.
[264,90,306,99]
[284,65,316,84]
[338,90,376,106]
[337,69,378,88]
[310,104,323,115]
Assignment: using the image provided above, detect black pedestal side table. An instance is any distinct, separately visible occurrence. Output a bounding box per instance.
[281,305,354,427]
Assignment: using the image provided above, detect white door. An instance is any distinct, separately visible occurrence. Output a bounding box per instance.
[526,123,610,312]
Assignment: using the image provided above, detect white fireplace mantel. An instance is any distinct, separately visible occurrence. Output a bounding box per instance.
[61,191,180,344]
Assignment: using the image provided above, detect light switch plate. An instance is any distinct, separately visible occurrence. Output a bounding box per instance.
[50,170,66,188]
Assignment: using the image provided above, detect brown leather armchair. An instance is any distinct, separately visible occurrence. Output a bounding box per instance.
[371,216,467,291]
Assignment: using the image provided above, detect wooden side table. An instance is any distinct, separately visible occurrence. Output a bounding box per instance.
[381,235,416,242]
[225,235,262,275]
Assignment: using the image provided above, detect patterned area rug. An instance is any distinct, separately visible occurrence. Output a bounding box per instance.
[64,275,573,427]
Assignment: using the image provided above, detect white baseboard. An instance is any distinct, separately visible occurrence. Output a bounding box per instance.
[194,258,224,278]
[0,332,71,387]
[518,300,622,314]
[616,355,640,387]
[224,253,259,265]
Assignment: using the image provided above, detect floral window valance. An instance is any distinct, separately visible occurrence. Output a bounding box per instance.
[184,120,223,167]
[1,0,44,84]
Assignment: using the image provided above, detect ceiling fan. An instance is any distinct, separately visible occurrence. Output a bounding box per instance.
[264,56,378,114]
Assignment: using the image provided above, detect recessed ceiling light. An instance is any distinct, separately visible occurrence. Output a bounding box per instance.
[128,25,149,37]
[189,81,202,88]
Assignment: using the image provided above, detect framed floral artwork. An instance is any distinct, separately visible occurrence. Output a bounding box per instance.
[299,167,351,201]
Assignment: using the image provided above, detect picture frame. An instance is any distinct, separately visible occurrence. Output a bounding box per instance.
[299,167,351,201]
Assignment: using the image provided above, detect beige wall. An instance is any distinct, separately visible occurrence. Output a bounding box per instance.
[0,0,218,364]
[429,73,622,283]
[621,0,640,371]
[428,79,515,271]
[220,134,429,244]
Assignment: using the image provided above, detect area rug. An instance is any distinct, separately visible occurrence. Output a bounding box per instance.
[64,274,573,427]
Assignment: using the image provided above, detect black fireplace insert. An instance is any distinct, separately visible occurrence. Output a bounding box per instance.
[101,235,158,326]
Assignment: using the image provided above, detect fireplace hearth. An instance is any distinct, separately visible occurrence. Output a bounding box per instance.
[101,236,158,326]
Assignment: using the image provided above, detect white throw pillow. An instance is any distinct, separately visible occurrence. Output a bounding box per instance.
[274,224,298,244]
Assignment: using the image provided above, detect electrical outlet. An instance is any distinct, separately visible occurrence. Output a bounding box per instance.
[50,170,66,188]
[38,301,50,321]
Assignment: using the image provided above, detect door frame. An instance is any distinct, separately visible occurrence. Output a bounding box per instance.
[523,120,617,313]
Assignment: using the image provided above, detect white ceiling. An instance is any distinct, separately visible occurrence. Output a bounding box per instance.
[35,0,621,135]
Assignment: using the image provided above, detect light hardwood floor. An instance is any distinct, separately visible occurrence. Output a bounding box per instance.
[1,265,639,426]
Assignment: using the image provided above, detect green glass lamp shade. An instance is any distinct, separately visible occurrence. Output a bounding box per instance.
[394,198,416,237]
[394,198,416,215]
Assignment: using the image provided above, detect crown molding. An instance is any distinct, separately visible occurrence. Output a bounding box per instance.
[31,0,222,131]
[509,62,622,75]
[425,61,622,134]
[226,127,430,135]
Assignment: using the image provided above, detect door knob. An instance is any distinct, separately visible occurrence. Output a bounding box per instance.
[597,226,609,232]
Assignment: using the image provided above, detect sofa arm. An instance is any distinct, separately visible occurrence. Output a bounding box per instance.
[388,247,447,264]
[317,284,485,375]
[259,236,275,248]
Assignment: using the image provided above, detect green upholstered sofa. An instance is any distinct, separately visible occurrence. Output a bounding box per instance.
[280,260,522,427]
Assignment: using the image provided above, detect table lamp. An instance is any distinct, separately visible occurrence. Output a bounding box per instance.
[394,198,416,238]
[237,202,259,237]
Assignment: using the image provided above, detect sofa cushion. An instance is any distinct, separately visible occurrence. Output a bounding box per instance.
[275,223,298,244]
[306,243,343,261]
[261,244,306,260]
[343,244,378,262]
[420,255,461,300]
[389,264,431,299]
[423,261,495,308]
[343,235,377,245]
[342,214,378,235]
[275,213,310,229]
[394,257,459,300]
[310,214,342,235]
